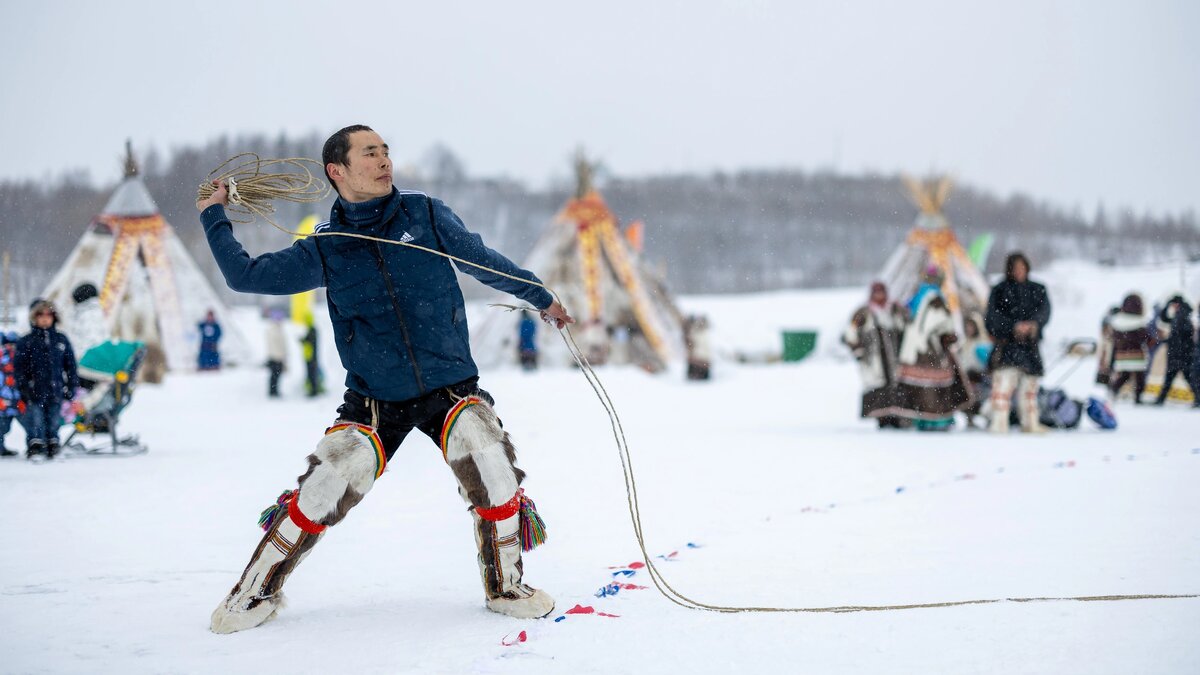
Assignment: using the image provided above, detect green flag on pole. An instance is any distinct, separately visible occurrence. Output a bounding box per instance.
[967,234,994,270]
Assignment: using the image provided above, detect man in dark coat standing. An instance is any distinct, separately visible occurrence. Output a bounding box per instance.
[985,252,1051,433]
[1153,295,1195,405]
[14,300,78,458]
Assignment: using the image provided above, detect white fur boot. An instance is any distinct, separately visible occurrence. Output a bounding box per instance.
[211,423,385,634]
[1019,376,1046,433]
[989,368,1019,434]
[442,397,554,619]
[474,509,555,619]
[210,510,315,634]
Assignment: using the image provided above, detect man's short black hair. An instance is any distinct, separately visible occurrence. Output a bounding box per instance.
[322,124,374,190]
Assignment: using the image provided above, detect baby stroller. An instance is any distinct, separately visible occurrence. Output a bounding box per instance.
[63,341,148,456]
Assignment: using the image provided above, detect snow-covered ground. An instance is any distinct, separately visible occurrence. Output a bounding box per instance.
[2,260,1198,674]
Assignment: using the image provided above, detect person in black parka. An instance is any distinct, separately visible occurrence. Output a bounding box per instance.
[1153,295,1196,405]
[984,252,1051,433]
[14,300,78,458]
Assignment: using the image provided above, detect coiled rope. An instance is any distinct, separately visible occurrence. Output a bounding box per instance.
[198,157,1200,613]
[198,154,330,224]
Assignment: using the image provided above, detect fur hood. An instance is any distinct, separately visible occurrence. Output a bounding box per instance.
[1109,311,1147,332]
[28,300,58,327]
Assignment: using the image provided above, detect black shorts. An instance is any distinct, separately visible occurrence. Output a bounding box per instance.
[334,377,495,461]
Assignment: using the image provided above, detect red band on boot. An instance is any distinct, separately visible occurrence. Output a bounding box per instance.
[475,489,522,522]
[287,494,328,534]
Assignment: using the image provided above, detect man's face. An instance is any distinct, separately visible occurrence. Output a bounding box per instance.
[33,310,53,329]
[329,130,394,202]
[1013,259,1029,283]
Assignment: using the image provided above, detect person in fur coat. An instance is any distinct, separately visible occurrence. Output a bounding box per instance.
[842,281,908,428]
[1095,306,1119,386]
[1107,293,1153,403]
[893,269,972,430]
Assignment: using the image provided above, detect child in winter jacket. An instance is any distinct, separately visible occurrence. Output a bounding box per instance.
[14,300,78,458]
[959,313,993,428]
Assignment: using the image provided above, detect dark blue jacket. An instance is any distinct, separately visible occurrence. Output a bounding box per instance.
[14,326,78,407]
[518,315,538,353]
[201,189,552,401]
[198,320,222,347]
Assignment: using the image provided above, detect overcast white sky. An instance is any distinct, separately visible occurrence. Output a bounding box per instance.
[2,0,1197,215]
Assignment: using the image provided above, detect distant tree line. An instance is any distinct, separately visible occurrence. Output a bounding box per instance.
[1,132,1197,313]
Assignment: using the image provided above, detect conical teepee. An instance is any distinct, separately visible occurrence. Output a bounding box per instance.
[879,175,990,334]
[41,142,249,371]
[472,151,684,370]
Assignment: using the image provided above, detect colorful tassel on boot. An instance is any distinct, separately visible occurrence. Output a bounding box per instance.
[257,489,295,531]
[518,491,547,552]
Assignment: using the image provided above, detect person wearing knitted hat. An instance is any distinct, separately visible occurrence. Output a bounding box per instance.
[14,300,79,458]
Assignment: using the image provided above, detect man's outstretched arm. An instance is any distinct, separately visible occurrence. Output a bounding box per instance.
[429,198,573,327]
[197,181,324,296]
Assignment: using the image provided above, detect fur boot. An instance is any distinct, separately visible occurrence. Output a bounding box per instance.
[1018,376,1046,433]
[989,368,1019,434]
[474,508,554,619]
[442,397,554,619]
[210,423,385,634]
